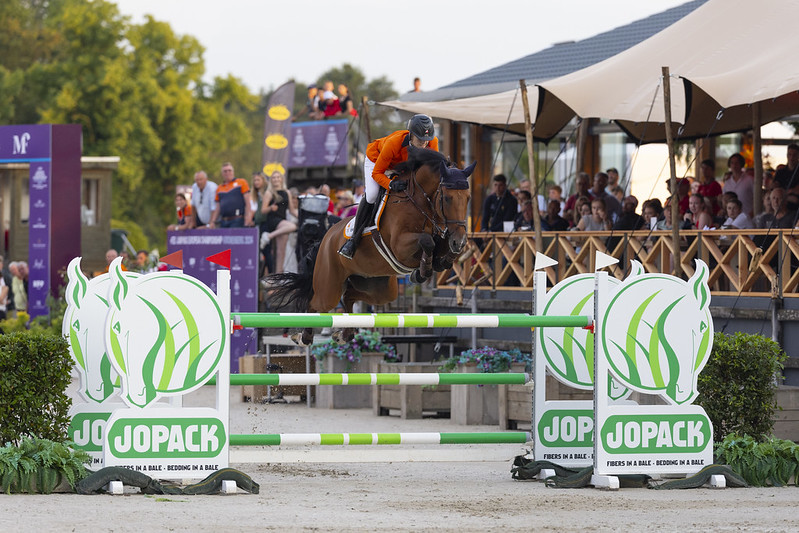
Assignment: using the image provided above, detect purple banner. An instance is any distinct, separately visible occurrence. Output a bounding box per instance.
[28,162,51,317]
[288,119,348,168]
[0,124,52,161]
[167,228,259,372]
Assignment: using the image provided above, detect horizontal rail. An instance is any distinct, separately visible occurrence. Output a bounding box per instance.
[231,312,590,329]
[229,432,531,446]
[210,372,530,386]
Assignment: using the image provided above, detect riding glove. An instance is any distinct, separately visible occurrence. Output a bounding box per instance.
[389,179,407,192]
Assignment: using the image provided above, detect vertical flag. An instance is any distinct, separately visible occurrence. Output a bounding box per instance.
[262,81,296,176]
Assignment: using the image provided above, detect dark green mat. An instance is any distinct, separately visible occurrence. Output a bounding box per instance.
[76,466,259,495]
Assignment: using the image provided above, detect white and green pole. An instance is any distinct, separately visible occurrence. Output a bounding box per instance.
[230,432,530,446]
[210,372,529,386]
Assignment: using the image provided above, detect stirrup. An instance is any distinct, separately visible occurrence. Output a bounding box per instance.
[338,239,357,260]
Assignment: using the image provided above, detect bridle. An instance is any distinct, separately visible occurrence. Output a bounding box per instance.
[401,168,468,240]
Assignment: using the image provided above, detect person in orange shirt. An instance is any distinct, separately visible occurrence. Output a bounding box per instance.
[338,114,438,259]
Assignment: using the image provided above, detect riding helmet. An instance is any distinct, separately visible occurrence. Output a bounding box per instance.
[407,114,435,141]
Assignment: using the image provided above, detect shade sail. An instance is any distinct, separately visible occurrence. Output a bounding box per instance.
[380,0,799,144]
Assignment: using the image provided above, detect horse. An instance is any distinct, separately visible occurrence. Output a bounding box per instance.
[267,146,475,346]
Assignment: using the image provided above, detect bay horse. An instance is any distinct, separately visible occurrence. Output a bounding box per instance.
[267,146,475,345]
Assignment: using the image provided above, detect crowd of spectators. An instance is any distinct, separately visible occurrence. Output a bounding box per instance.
[296,80,358,121]
[0,255,27,319]
[479,143,799,237]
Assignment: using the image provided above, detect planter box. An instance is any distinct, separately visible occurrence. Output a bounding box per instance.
[315,352,385,409]
[451,363,500,425]
[373,361,451,419]
[775,386,799,442]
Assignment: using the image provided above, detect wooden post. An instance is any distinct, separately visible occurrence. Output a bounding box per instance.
[520,80,543,252]
[753,102,763,215]
[361,96,371,141]
[662,67,682,278]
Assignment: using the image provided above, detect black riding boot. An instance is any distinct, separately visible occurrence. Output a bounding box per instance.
[338,198,373,260]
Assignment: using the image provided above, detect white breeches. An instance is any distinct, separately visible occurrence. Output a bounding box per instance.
[364,158,379,204]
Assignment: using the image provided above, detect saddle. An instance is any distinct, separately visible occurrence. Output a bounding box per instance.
[343,187,387,238]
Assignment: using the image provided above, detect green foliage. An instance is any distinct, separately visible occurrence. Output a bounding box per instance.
[696,332,787,442]
[311,331,400,372]
[0,331,74,445]
[0,438,91,493]
[440,346,531,374]
[715,433,799,487]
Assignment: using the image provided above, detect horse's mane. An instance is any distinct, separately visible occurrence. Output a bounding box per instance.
[394,145,450,175]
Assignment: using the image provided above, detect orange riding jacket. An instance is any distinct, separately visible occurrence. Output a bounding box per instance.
[366,130,439,190]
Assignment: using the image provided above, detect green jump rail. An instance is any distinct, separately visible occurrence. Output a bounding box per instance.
[209,372,530,386]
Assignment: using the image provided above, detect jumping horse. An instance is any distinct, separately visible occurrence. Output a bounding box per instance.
[267,146,475,345]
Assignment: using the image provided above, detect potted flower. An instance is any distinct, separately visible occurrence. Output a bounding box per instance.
[311,331,400,409]
[441,346,532,426]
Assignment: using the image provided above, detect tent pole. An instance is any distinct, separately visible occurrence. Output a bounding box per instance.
[662,66,682,278]
[361,96,371,141]
[520,80,543,252]
[753,102,763,215]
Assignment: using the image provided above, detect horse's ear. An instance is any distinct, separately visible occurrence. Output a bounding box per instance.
[439,160,450,179]
[463,161,477,178]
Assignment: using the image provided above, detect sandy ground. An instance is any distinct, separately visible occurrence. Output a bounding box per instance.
[2,380,799,532]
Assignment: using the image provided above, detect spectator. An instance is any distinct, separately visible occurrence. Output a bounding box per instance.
[0,255,8,320]
[104,250,128,274]
[191,170,217,229]
[209,162,253,228]
[481,174,518,231]
[613,195,645,231]
[722,198,754,229]
[261,171,290,274]
[513,195,535,231]
[564,172,592,224]
[606,167,620,194]
[590,172,622,222]
[133,250,153,273]
[337,84,357,117]
[575,198,611,231]
[352,179,365,204]
[683,193,714,230]
[722,153,754,216]
[250,172,269,242]
[611,185,625,205]
[643,198,664,229]
[412,77,421,92]
[774,144,799,209]
[296,84,320,120]
[321,91,342,118]
[168,193,193,231]
[764,187,797,229]
[548,184,565,215]
[335,190,357,218]
[2,256,13,315]
[698,159,723,215]
[319,183,335,215]
[656,205,673,230]
[541,199,569,231]
[665,177,691,216]
[574,196,592,227]
[282,188,300,274]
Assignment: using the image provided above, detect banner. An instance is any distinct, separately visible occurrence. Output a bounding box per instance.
[288,119,349,168]
[261,81,295,177]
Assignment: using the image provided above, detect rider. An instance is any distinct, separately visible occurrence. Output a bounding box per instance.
[338,114,439,259]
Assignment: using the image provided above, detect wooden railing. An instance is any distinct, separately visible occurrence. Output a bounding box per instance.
[436,229,799,297]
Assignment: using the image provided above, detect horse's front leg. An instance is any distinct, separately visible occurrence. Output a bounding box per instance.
[410,233,435,284]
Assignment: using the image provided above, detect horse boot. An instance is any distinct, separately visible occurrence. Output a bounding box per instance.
[338,198,373,260]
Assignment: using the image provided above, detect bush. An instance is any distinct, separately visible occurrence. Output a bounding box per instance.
[715,433,799,487]
[0,331,74,445]
[697,332,787,442]
[0,438,90,493]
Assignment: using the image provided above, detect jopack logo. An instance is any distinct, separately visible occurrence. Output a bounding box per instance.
[600,260,712,405]
[540,262,645,400]
[104,258,225,408]
[64,257,139,403]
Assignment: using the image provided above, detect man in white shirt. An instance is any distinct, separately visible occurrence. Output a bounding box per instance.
[191,170,218,228]
[722,198,753,229]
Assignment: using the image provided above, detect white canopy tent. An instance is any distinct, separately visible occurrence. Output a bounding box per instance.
[381,0,799,144]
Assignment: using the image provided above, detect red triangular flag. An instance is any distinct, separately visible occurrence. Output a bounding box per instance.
[160,250,183,269]
[206,249,231,269]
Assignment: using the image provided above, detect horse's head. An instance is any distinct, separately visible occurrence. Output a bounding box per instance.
[437,159,474,256]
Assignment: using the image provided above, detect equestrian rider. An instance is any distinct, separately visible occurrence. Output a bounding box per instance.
[338,114,439,259]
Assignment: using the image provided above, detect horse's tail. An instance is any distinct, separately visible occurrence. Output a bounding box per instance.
[263,242,321,311]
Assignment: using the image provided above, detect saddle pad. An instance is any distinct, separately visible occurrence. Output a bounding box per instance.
[343,191,389,239]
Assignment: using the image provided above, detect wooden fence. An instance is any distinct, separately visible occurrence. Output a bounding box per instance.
[436,229,799,298]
